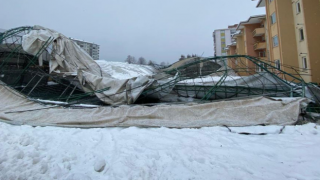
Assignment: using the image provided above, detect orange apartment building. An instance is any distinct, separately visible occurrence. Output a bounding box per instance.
[226,15,267,76]
[256,0,320,84]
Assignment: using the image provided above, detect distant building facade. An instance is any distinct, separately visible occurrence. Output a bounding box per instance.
[213,24,237,56]
[1,29,100,60]
[70,38,100,60]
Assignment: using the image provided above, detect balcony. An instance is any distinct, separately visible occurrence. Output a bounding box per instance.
[254,42,266,50]
[258,57,268,62]
[252,28,265,37]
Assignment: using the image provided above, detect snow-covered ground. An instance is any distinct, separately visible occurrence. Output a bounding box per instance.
[96,60,156,80]
[0,122,319,180]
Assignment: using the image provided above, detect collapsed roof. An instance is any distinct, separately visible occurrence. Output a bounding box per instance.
[0,25,319,107]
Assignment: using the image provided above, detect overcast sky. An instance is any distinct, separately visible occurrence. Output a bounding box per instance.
[0,0,264,63]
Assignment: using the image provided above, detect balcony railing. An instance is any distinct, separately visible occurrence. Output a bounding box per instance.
[252,28,265,37]
[258,56,268,62]
[254,42,266,50]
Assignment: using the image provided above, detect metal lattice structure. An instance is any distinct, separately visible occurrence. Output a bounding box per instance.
[164,55,307,101]
[0,26,319,107]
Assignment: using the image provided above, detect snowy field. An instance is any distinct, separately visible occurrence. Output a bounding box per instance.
[0,122,319,180]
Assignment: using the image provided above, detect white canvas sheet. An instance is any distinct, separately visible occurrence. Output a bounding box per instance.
[21,25,156,105]
[0,85,306,128]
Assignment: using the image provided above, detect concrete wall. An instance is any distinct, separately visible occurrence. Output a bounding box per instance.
[292,0,311,82]
[264,0,299,81]
[266,0,280,62]
[276,0,299,77]
[244,24,261,71]
[302,0,320,83]
[227,46,236,69]
[235,34,247,76]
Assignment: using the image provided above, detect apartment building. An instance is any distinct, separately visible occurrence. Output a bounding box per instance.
[70,38,100,60]
[256,0,320,83]
[226,15,267,75]
[213,25,237,56]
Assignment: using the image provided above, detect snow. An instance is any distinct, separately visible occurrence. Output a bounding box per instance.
[0,122,319,179]
[94,159,106,172]
[96,60,157,80]
[179,75,241,85]
[47,81,59,86]
[33,99,100,107]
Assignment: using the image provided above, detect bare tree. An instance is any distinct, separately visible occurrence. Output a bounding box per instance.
[125,55,136,64]
[137,57,147,65]
[160,62,166,66]
[187,54,191,58]
[148,60,154,66]
[179,55,185,61]
[125,55,132,64]
[131,56,136,64]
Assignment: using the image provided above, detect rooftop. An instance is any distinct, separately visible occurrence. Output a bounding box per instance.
[236,14,266,30]
[69,37,99,46]
[256,0,266,8]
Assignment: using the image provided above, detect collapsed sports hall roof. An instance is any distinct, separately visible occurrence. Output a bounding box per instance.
[0,26,319,128]
[0,26,319,107]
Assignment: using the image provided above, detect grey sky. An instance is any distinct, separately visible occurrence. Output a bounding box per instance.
[0,0,264,63]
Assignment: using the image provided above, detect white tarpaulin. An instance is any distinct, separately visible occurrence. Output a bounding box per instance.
[21,25,157,105]
[0,85,307,128]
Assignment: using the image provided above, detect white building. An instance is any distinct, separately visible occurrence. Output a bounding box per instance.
[70,38,100,60]
[213,25,237,56]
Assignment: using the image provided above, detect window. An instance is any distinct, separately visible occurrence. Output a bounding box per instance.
[273,36,279,47]
[302,57,307,69]
[271,13,276,24]
[259,51,266,57]
[222,53,227,56]
[256,64,261,72]
[256,63,267,73]
[263,63,268,71]
[296,2,301,14]
[299,28,304,41]
[221,36,225,39]
[275,60,281,70]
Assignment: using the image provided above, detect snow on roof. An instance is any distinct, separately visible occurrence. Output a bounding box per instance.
[95,60,156,80]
